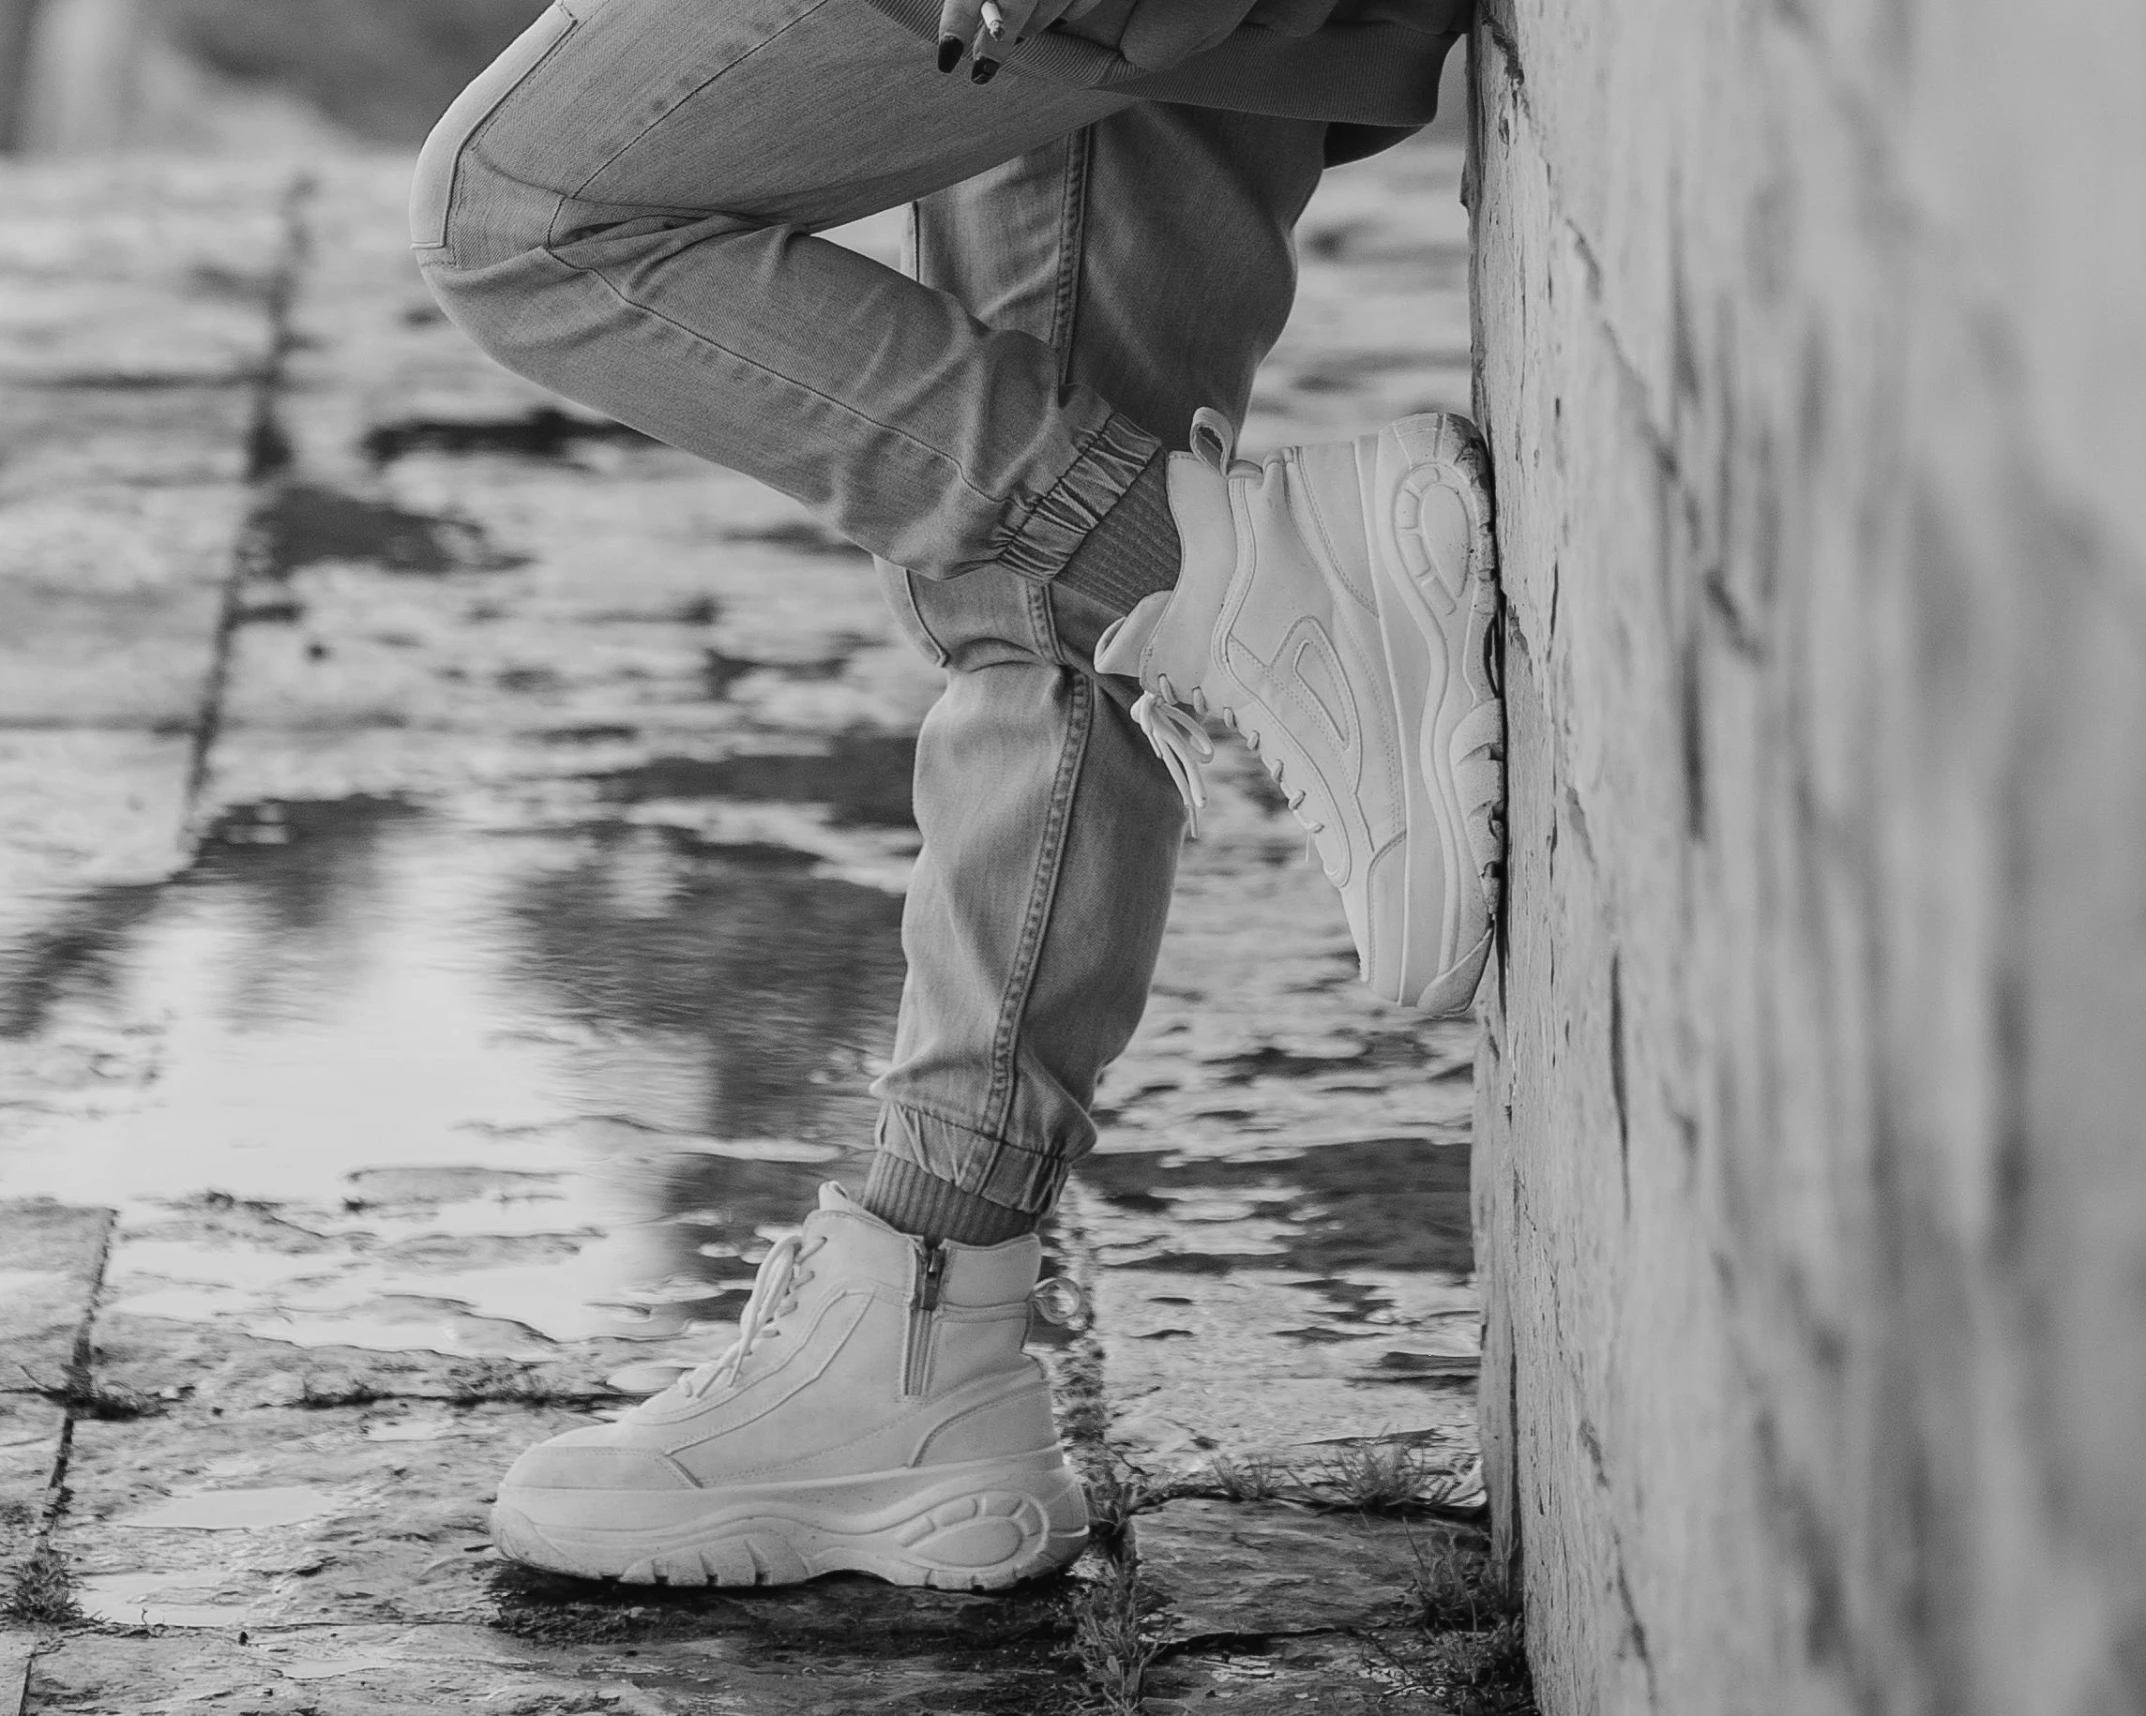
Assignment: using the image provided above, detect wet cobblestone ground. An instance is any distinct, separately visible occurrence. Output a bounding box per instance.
[1,140,1522,1712]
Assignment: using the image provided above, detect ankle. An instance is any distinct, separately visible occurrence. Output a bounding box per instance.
[859,1155,1039,1248]
[1053,453,1180,619]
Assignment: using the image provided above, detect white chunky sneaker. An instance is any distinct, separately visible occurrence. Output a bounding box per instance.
[490,1185,1089,1588]
[1095,408,1504,1014]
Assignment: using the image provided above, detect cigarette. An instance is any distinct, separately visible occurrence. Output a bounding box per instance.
[980,2,1006,37]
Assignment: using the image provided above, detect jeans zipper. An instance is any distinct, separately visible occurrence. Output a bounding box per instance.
[903,1239,947,1399]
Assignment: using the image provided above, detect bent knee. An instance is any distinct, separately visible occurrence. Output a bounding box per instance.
[409,2,581,257]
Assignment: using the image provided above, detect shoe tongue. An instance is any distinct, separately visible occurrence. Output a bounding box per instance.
[1093,589,1173,680]
[818,1181,862,1214]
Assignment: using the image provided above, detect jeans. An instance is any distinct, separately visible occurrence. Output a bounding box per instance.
[412,0,1328,1213]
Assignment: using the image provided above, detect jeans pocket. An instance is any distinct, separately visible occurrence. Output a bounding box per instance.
[410,3,580,252]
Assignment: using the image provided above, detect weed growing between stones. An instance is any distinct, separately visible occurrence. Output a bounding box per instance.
[1067,1553,1162,1715]
[1401,1527,1536,1715]
[1307,1439,1450,1511]
[296,1374,386,1408]
[1205,1452,1290,1501]
[5,1544,82,1625]
[1079,1455,1168,1555]
[442,1363,623,1408]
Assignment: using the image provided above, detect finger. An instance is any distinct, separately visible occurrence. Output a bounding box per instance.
[970,0,1036,81]
[936,0,982,69]
[986,0,1044,42]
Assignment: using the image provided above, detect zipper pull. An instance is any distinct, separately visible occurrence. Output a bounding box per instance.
[914,1239,948,1313]
[903,1240,948,1398]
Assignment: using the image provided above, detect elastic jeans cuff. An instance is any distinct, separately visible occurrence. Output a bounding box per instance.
[996,412,1164,583]
[874,1103,1072,1218]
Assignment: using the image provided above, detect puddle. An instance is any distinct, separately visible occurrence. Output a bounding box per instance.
[0,787,910,1360]
[119,1485,341,1530]
[6,739,1467,1417]
[363,1413,478,1441]
[605,1361,692,1395]
[588,733,917,829]
[1080,1135,1472,1283]
[718,521,872,561]
[75,1570,252,1629]
[363,408,655,465]
[251,483,524,577]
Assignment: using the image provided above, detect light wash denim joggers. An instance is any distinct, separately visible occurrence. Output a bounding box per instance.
[412,0,1332,1219]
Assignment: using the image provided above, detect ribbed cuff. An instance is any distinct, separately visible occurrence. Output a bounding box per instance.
[860,1154,1040,1246]
[998,412,1163,581]
[1052,452,1180,619]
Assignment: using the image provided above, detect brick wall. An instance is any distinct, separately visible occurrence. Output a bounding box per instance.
[1467,3,2146,1712]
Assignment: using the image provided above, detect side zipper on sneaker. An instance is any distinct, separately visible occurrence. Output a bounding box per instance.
[902,1240,947,1399]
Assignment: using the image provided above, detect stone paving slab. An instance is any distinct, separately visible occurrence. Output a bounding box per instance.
[0,484,246,729]
[1140,1498,1429,1641]
[0,162,291,386]
[0,1203,111,1376]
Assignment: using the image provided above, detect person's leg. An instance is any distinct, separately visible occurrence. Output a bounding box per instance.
[411,0,1157,584]
[437,0,1504,1592]
[862,105,1329,1244]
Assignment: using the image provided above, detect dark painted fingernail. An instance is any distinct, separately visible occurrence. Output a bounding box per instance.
[937,34,964,71]
[970,55,999,82]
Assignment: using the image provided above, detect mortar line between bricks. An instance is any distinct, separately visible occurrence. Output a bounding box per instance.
[180,169,317,837]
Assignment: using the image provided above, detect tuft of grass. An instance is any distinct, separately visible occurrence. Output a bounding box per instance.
[1079,1454,1170,1555]
[443,1363,617,1408]
[1403,1528,1536,1716]
[4,1544,82,1625]
[1068,1553,1163,1716]
[297,1374,385,1408]
[1304,1439,1447,1512]
[1204,1452,1291,1503]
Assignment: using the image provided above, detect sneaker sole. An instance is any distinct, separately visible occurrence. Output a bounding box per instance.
[1371,414,1503,1014]
[490,1449,1090,1590]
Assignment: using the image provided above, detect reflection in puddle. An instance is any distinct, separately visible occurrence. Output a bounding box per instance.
[0,790,913,1358]
[75,1570,252,1630]
[119,1485,341,1530]
[4,755,1475,1442]
[1080,1135,1472,1322]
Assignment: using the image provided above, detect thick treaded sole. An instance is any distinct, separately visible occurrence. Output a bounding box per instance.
[1374,413,1504,1015]
[490,1449,1090,1590]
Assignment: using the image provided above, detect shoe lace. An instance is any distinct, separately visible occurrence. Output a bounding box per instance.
[676,1232,823,1399]
[1125,407,1328,854]
[1130,676,1327,849]
[1129,678,1215,837]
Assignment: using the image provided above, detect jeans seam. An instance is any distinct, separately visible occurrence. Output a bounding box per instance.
[559,0,839,210]
[982,669,1092,1140]
[883,1099,1067,1166]
[539,249,1008,510]
[875,1106,1068,1209]
[1048,127,1092,377]
[1037,125,1094,664]
[424,8,582,256]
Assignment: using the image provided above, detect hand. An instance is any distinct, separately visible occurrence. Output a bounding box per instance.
[935,0,1081,81]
